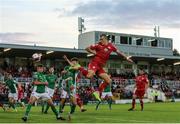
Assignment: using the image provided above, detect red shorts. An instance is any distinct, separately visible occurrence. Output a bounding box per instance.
[134,90,145,99]
[88,61,105,75]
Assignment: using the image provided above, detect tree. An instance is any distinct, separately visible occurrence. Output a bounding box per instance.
[173,49,180,56]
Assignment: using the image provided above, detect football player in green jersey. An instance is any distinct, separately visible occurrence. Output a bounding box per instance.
[22,64,65,122]
[63,56,86,120]
[43,66,58,114]
[4,73,18,112]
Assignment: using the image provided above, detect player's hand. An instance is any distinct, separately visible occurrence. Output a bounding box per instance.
[126,56,133,63]
[63,55,68,61]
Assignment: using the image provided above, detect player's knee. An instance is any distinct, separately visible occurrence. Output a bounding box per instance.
[86,73,93,78]
[106,78,112,84]
[133,95,136,99]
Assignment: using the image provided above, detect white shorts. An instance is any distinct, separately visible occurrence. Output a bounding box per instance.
[8,93,18,101]
[47,87,55,97]
[60,89,68,99]
[101,92,113,99]
[31,92,51,100]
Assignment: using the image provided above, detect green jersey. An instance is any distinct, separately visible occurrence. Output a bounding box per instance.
[104,84,111,92]
[46,74,57,89]
[33,72,47,93]
[5,79,17,93]
[59,65,79,96]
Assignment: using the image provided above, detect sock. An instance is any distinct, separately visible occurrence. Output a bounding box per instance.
[44,104,50,113]
[107,99,112,110]
[70,104,76,114]
[140,99,144,110]
[62,103,65,110]
[41,101,45,113]
[96,101,101,110]
[51,105,58,117]
[99,82,109,93]
[93,92,101,102]
[9,102,16,110]
[132,99,136,109]
[77,99,83,108]
[21,102,25,107]
[59,103,64,113]
[79,67,88,77]
[24,104,32,117]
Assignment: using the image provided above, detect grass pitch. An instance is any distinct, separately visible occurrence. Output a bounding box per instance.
[0,102,180,123]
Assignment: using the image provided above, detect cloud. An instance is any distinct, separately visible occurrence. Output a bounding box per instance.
[0,32,47,45]
[57,0,180,28]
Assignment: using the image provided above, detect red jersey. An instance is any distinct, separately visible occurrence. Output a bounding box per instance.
[90,42,117,65]
[135,74,148,91]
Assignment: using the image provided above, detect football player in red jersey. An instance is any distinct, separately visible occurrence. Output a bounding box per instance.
[128,68,149,111]
[70,34,133,96]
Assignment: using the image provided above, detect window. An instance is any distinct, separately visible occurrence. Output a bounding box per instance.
[111,35,115,43]
[165,40,171,48]
[129,37,132,45]
[159,40,165,47]
[120,36,128,44]
[136,38,143,45]
[151,39,158,47]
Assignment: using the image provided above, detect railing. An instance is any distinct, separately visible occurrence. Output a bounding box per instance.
[0,76,180,90]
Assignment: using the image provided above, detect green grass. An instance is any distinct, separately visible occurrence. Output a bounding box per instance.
[0,102,180,123]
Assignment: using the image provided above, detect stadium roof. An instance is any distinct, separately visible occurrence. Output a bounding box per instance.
[0,43,180,65]
[0,43,87,59]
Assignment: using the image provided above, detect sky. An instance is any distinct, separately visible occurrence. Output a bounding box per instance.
[0,0,180,51]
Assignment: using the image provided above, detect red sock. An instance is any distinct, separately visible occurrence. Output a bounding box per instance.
[77,98,83,108]
[132,99,136,109]
[79,67,88,77]
[99,82,109,93]
[140,100,143,110]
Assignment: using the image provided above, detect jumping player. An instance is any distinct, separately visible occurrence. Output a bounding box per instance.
[69,34,133,96]
[128,68,149,111]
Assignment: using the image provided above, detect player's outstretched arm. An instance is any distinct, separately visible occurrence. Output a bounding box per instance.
[115,50,133,63]
[63,55,73,66]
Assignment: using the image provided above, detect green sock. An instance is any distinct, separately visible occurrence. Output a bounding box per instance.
[9,102,16,110]
[70,104,76,114]
[44,104,50,113]
[59,103,63,113]
[25,104,32,117]
[93,92,101,102]
[107,99,112,110]
[51,105,58,117]
[96,101,101,110]
[41,101,46,113]
[62,103,65,110]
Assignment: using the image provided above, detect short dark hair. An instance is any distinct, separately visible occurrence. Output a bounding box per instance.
[37,64,44,67]
[71,57,78,62]
[100,34,108,40]
[139,67,144,71]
